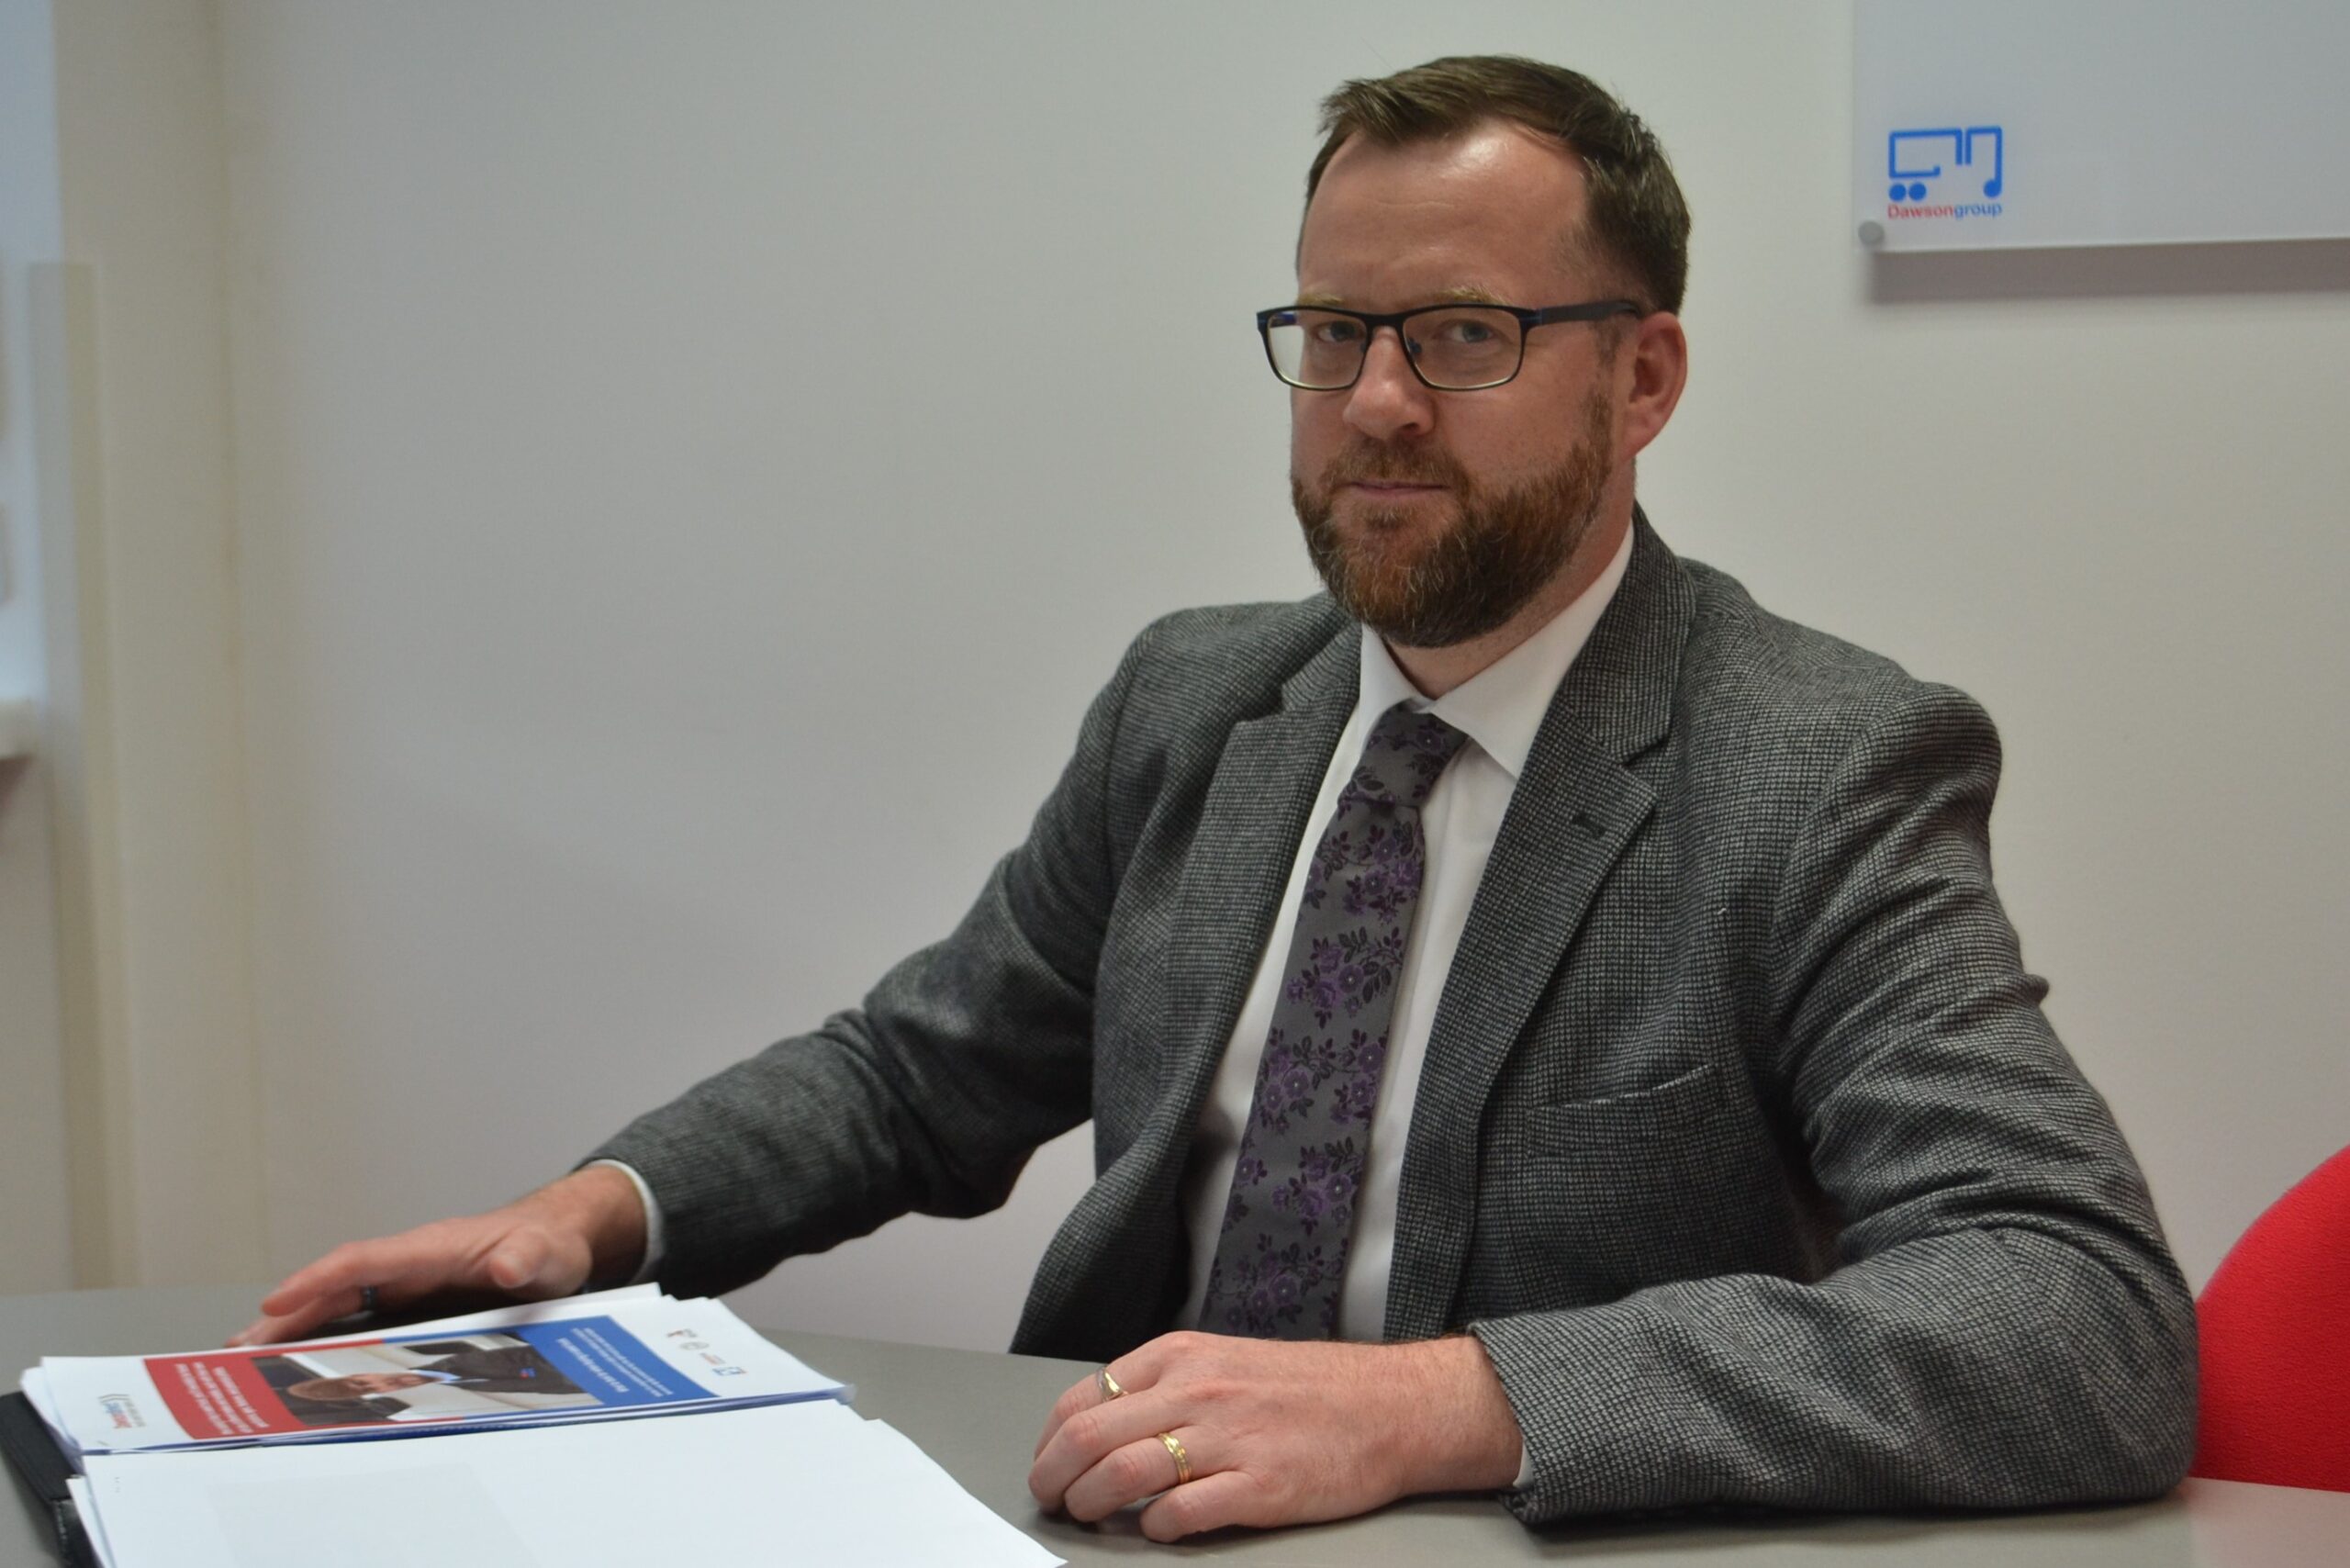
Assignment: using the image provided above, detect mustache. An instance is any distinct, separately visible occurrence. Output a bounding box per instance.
[1317,442,1470,490]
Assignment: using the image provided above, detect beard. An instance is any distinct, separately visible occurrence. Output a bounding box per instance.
[1290,391,1614,649]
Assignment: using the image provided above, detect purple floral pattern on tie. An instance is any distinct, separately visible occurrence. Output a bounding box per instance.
[1328,1030,1385,1127]
[1216,1236,1344,1338]
[1201,703,1468,1338]
[1283,929,1406,1025]
[1270,1138,1361,1235]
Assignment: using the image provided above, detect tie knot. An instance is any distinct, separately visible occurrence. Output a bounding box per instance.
[1344,702,1469,812]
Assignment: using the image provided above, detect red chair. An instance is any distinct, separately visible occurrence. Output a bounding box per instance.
[2191,1144,2350,1492]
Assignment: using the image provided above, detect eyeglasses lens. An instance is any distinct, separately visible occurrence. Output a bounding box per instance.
[1263,307,1525,389]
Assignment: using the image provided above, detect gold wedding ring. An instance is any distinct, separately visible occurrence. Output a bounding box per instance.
[1096,1365,1125,1401]
[1157,1430,1192,1486]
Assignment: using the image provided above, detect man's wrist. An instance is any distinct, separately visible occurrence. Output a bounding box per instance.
[1379,1335,1526,1495]
[579,1159,666,1284]
[532,1164,649,1284]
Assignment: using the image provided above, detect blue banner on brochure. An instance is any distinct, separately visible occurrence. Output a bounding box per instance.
[387,1316,709,1408]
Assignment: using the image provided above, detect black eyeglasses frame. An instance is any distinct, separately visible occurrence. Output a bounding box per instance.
[1254,298,1644,391]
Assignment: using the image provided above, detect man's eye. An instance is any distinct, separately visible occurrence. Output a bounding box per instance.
[1309,319,1365,346]
[1433,318,1497,345]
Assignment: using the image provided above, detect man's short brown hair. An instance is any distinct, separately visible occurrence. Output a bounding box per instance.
[1305,55,1690,317]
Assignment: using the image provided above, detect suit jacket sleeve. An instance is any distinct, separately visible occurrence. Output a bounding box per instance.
[582,628,1153,1300]
[1469,683,2197,1520]
[414,1347,562,1394]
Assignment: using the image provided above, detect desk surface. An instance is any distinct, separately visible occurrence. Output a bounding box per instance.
[6,1285,2345,1566]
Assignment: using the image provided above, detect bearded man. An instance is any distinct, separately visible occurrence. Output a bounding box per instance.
[239,56,2197,1540]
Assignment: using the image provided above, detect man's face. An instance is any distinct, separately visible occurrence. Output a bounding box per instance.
[339,1372,430,1394]
[287,1370,432,1402]
[1289,123,1628,648]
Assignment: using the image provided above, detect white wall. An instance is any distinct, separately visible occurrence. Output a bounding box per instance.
[46,0,2343,1341]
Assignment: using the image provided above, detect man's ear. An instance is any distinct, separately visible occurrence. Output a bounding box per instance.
[1616,311,1688,464]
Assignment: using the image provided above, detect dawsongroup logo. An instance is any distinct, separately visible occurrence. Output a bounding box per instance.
[1886,126,2006,221]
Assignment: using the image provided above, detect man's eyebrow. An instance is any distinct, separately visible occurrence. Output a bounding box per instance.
[1288,286,1512,309]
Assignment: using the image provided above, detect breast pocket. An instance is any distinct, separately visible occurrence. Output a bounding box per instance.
[1509,1061,1721,1149]
[1470,1061,1791,1312]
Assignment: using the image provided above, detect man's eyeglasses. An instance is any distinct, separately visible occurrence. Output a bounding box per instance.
[1255,299,1643,391]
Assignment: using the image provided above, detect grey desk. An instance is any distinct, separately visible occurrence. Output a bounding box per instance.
[6,1285,2345,1565]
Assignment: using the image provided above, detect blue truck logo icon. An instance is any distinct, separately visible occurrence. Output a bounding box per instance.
[1888,126,2004,203]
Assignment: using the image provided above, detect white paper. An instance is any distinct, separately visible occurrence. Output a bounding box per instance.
[84,1401,1061,1568]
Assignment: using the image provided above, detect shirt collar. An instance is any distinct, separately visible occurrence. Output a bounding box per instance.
[1354,521,1636,782]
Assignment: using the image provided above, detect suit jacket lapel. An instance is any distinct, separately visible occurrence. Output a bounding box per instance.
[1014,622,1358,1359]
[1158,628,1360,1121]
[1384,514,1695,1339]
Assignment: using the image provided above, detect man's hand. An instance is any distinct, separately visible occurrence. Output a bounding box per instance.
[229,1166,649,1346]
[1026,1331,1523,1541]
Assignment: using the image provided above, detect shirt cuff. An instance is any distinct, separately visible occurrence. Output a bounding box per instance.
[1513,1440,1534,1491]
[583,1159,666,1286]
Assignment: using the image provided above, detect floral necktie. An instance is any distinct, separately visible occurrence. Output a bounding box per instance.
[1198,701,1469,1338]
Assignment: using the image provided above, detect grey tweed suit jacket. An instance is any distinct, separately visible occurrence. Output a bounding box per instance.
[594,515,2197,1522]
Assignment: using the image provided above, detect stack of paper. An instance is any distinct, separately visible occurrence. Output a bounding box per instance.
[16,1289,1061,1567]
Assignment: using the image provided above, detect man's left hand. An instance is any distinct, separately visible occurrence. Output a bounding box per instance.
[1027,1331,1523,1541]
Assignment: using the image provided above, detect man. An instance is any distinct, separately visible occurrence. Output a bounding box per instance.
[237,57,2196,1539]
[269,1340,587,1427]
[284,1344,585,1406]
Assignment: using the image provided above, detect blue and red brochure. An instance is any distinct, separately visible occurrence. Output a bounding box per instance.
[22,1287,846,1462]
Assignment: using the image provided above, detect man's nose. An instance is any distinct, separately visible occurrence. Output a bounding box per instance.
[1342,328,1436,442]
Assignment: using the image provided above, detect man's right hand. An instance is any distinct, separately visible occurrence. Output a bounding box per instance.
[229,1165,650,1346]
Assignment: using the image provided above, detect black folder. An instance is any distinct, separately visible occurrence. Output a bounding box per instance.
[0,1392,96,1568]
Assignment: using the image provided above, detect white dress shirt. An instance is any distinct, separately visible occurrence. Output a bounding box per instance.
[1177,524,1634,1339]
